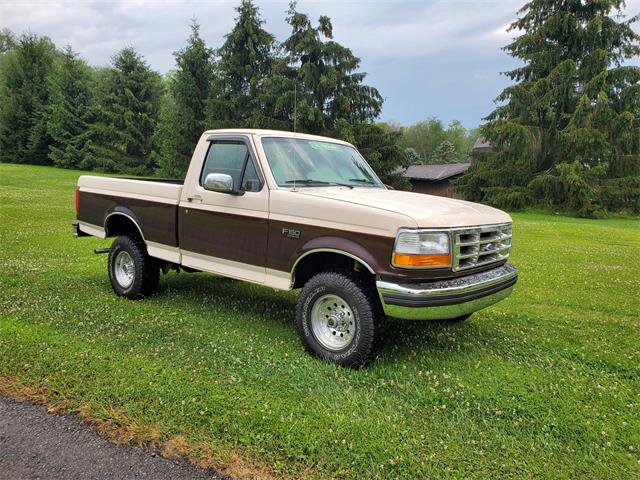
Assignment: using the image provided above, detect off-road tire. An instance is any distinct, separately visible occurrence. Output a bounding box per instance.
[108,235,159,300]
[296,271,386,368]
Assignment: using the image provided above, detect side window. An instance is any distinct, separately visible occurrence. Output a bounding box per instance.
[242,160,261,192]
[200,140,262,192]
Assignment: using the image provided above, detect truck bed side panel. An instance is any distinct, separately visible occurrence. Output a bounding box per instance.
[77,176,182,249]
[78,191,179,247]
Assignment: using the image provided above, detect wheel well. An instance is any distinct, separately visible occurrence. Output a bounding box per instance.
[105,214,143,240]
[292,251,374,290]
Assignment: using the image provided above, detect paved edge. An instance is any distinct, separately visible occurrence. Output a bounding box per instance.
[0,395,230,480]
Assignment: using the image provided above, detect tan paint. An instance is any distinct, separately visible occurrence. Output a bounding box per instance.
[181,250,266,285]
[147,242,181,264]
[77,129,513,291]
[289,187,512,229]
[78,221,106,238]
[78,176,182,204]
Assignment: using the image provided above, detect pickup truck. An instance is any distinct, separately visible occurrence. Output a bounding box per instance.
[74,129,518,367]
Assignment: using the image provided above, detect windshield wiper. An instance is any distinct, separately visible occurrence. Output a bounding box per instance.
[349,178,377,185]
[285,179,353,189]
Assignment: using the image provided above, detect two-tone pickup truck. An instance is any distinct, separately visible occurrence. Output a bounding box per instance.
[74,129,517,367]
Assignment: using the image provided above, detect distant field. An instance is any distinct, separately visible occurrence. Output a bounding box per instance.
[1,163,638,479]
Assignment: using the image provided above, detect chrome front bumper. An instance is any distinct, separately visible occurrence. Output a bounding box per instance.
[376,264,517,320]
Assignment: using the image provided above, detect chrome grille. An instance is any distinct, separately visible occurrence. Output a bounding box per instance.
[452,223,512,272]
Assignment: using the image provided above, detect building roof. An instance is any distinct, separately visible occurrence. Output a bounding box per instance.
[402,163,471,181]
[473,137,492,151]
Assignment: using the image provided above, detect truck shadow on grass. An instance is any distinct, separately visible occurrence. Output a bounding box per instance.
[143,273,499,363]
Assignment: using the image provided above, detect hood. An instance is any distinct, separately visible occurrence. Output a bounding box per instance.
[295,187,511,228]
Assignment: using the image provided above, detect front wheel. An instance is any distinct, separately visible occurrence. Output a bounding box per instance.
[108,235,159,300]
[296,272,385,368]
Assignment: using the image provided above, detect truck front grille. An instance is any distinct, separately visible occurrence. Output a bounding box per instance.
[452,224,512,272]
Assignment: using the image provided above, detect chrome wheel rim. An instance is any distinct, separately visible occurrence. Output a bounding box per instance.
[114,250,135,288]
[310,294,355,351]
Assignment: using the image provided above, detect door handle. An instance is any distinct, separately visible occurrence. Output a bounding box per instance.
[187,194,202,203]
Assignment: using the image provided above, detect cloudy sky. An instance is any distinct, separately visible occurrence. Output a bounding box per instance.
[2,0,639,127]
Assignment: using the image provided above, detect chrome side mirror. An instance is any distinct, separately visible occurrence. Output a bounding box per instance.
[203,173,234,193]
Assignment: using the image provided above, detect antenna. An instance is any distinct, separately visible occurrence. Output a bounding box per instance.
[294,82,297,133]
[290,54,298,191]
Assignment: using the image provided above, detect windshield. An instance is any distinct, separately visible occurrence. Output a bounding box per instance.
[261,137,384,188]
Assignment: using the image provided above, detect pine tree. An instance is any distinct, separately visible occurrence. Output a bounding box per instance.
[336,120,411,190]
[431,140,458,164]
[84,48,162,174]
[156,21,215,178]
[0,29,16,54]
[457,0,640,215]
[46,46,94,169]
[405,147,422,165]
[272,1,383,135]
[210,1,275,128]
[0,34,56,165]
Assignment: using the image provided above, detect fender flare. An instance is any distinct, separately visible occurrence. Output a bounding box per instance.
[104,208,145,240]
[292,236,381,275]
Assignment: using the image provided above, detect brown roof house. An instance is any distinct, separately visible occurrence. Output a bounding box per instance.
[401,163,471,198]
[472,137,492,153]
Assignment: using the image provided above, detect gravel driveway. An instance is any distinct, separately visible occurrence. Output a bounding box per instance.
[0,396,227,480]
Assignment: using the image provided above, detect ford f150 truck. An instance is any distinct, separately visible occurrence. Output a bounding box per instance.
[74,129,518,367]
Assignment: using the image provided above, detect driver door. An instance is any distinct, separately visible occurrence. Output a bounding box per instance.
[179,135,269,284]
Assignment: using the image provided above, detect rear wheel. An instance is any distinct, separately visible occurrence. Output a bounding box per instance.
[108,235,159,300]
[296,271,385,368]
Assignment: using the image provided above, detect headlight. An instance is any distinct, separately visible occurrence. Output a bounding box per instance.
[392,230,451,268]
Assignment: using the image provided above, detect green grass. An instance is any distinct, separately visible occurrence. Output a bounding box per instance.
[1,162,639,479]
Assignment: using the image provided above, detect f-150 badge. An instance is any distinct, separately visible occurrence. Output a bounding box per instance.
[282,228,301,239]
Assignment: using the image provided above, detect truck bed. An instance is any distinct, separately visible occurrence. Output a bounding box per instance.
[76,175,183,257]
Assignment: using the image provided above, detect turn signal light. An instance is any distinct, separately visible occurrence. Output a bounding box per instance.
[392,253,451,268]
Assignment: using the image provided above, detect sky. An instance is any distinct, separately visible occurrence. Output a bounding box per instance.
[1,0,639,128]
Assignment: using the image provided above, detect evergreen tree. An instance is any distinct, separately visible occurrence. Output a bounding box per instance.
[337,120,411,190]
[431,140,457,164]
[457,0,640,215]
[46,46,94,169]
[405,147,422,165]
[272,1,383,135]
[84,48,162,174]
[210,1,275,128]
[0,29,16,54]
[156,21,216,178]
[0,34,56,165]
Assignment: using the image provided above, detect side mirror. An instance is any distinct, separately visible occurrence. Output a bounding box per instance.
[203,173,236,194]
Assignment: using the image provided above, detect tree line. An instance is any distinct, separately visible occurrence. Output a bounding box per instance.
[391,118,479,165]
[457,0,640,216]
[0,1,411,187]
[1,0,638,215]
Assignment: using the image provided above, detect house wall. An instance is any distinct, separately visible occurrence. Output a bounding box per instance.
[409,179,463,199]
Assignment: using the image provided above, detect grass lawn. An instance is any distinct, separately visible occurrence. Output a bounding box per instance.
[1,162,639,479]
